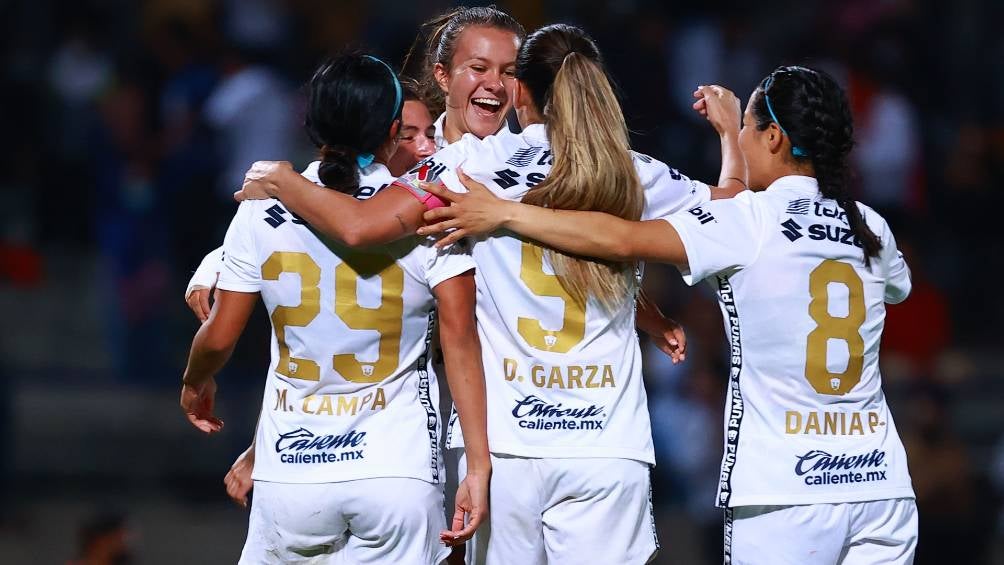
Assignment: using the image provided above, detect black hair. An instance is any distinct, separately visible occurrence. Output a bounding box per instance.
[305,53,402,192]
[401,5,525,116]
[751,66,882,265]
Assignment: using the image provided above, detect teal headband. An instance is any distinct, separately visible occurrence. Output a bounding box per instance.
[356,55,403,169]
[763,75,807,158]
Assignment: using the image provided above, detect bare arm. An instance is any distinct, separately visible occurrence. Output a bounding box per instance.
[433,270,490,544]
[635,294,687,363]
[418,174,690,267]
[693,85,747,199]
[237,161,427,247]
[183,290,258,386]
[180,290,257,433]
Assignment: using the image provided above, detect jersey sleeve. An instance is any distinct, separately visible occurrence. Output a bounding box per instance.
[879,225,911,304]
[662,193,761,285]
[423,237,476,290]
[217,202,261,293]
[186,246,224,298]
[392,140,471,209]
[635,154,712,220]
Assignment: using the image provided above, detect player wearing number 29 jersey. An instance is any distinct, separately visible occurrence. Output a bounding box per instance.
[219,161,471,486]
[426,66,917,564]
[180,53,490,565]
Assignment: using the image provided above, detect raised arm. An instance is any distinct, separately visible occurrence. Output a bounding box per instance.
[432,270,490,545]
[180,290,258,433]
[692,85,748,199]
[236,161,427,247]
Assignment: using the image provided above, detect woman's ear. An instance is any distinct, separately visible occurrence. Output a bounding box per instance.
[434,63,450,94]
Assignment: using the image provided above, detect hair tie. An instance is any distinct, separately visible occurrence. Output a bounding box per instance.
[363,55,403,124]
[763,75,808,158]
[356,153,375,168]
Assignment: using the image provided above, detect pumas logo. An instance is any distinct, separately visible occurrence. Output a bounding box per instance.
[511,395,605,431]
[794,449,888,486]
[275,427,367,464]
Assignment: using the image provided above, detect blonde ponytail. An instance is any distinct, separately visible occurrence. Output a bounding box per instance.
[521,52,644,311]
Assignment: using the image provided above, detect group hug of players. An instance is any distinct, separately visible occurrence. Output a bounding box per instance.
[179,6,918,565]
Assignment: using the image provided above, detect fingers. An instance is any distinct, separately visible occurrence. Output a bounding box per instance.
[417,219,461,236]
[224,471,251,508]
[419,181,457,203]
[186,413,224,434]
[440,509,480,546]
[424,207,456,222]
[434,229,468,249]
[457,166,490,194]
[197,290,211,321]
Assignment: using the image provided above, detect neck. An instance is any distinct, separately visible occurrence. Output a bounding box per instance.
[443,113,464,144]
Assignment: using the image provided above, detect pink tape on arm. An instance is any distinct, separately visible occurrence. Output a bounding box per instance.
[393,179,448,210]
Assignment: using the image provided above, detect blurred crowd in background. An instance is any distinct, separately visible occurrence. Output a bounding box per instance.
[1,0,1002,563]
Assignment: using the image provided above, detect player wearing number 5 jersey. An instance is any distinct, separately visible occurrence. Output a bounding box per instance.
[237,24,746,564]
[179,53,489,564]
[420,66,917,565]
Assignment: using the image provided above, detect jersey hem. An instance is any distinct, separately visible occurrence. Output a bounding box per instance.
[426,263,474,290]
[724,487,916,508]
[489,443,655,465]
[251,468,442,485]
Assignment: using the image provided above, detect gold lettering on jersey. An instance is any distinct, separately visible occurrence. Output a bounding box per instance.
[517,243,587,353]
[507,359,616,389]
[504,358,518,381]
[273,388,291,412]
[784,410,884,435]
[300,388,388,416]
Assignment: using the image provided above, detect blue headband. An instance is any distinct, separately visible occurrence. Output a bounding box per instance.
[356,55,403,169]
[763,75,807,158]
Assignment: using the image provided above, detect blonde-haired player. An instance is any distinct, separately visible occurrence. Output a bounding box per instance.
[420,66,918,565]
[236,23,745,564]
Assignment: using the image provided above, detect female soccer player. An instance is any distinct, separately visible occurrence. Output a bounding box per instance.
[237,24,745,564]
[419,65,918,564]
[179,52,490,564]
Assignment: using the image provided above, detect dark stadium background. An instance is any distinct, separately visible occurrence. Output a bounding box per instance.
[1,1,1001,563]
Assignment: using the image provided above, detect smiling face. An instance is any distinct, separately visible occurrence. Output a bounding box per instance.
[385,99,436,176]
[435,25,519,140]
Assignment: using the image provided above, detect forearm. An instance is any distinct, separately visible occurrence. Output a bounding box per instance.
[182,328,237,386]
[635,294,666,336]
[439,319,490,472]
[712,131,747,199]
[500,202,638,262]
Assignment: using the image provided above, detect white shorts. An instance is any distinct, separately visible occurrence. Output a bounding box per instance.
[239,478,451,565]
[725,497,917,565]
[468,454,657,565]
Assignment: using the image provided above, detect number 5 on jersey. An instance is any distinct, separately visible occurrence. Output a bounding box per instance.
[518,242,586,353]
[262,251,403,384]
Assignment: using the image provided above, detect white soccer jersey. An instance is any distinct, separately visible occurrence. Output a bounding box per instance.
[397,124,710,463]
[664,174,914,507]
[216,162,475,485]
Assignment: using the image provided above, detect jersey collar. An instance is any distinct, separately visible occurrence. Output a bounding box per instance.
[433,112,448,150]
[765,175,819,194]
[521,123,547,142]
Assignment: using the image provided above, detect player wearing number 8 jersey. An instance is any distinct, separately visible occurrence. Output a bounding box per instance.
[419,66,917,564]
[236,24,746,564]
[179,53,489,564]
